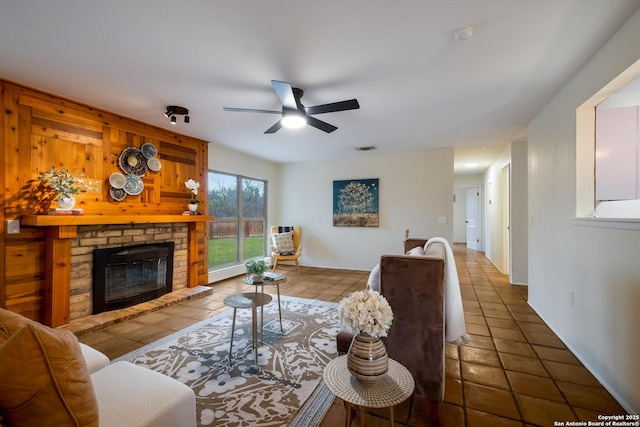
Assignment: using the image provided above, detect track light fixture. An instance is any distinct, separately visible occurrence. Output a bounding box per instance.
[164,106,190,125]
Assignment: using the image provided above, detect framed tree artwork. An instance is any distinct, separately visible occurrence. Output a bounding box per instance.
[333,178,379,227]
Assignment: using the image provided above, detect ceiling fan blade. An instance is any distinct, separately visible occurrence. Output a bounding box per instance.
[271,80,298,110]
[306,99,360,115]
[223,107,281,114]
[306,116,337,133]
[264,120,283,134]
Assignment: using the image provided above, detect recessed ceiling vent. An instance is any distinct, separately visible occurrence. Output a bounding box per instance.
[355,146,377,151]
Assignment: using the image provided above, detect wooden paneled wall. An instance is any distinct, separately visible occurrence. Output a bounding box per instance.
[1,79,210,321]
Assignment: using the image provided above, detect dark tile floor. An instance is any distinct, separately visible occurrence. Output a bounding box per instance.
[79,245,627,426]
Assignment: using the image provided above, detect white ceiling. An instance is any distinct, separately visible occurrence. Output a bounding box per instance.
[1,1,639,174]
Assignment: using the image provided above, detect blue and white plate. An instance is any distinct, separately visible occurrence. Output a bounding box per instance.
[123,174,144,196]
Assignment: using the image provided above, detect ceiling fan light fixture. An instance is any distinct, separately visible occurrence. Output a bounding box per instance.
[281,113,307,129]
[223,80,359,134]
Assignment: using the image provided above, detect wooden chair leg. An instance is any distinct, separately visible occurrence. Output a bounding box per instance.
[295,259,300,273]
[428,400,440,427]
[272,259,279,271]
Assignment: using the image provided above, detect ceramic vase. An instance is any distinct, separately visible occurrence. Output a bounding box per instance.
[251,273,264,283]
[57,195,76,210]
[347,332,388,384]
[188,203,198,213]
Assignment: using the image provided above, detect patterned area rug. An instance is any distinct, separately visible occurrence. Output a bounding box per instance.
[115,295,340,427]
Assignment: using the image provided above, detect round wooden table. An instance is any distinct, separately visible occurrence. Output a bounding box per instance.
[323,355,415,427]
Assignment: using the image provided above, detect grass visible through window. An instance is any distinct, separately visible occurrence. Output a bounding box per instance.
[208,236,264,268]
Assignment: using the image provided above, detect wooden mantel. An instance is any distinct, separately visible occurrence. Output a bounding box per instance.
[21,214,212,226]
[21,215,213,327]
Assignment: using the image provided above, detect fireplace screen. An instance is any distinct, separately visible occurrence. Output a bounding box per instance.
[93,242,174,313]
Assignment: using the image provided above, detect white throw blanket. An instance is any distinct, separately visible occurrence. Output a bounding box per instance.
[425,237,470,346]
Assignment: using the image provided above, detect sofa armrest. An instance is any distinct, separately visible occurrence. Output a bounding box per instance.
[80,343,110,374]
[91,361,196,427]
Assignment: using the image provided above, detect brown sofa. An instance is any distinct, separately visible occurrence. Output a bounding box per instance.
[337,237,446,426]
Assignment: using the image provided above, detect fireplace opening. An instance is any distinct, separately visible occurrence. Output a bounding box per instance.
[93,242,174,314]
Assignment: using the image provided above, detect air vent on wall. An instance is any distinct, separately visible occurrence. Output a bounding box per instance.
[355,146,377,151]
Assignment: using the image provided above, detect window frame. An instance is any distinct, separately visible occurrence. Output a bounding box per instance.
[207,170,268,270]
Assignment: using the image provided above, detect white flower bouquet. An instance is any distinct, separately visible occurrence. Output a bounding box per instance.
[338,289,394,338]
[184,179,200,204]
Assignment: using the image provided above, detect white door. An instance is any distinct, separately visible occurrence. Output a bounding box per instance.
[466,188,479,250]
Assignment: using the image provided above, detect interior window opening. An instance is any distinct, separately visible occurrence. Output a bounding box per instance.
[576,58,640,220]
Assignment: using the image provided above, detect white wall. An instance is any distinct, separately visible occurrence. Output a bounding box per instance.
[207,144,455,273]
[453,174,483,243]
[528,9,640,413]
[483,145,511,273]
[510,141,528,285]
[279,149,454,270]
[481,141,528,284]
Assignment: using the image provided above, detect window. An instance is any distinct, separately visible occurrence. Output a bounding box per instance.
[207,171,267,270]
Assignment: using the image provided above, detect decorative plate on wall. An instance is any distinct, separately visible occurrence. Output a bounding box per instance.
[108,172,126,189]
[123,174,144,196]
[147,157,162,172]
[118,147,148,176]
[109,187,126,201]
[141,143,158,159]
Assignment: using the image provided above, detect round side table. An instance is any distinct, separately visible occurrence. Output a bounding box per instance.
[323,355,415,427]
[242,276,287,332]
[223,292,272,364]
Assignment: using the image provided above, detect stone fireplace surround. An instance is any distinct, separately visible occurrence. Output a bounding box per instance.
[70,223,187,320]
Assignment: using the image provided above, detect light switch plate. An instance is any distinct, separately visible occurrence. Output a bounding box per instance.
[7,220,20,234]
[438,216,447,224]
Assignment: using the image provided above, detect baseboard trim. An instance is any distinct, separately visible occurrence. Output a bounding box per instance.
[527,301,634,414]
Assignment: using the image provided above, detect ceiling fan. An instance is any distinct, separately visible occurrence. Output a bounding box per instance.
[223,80,360,134]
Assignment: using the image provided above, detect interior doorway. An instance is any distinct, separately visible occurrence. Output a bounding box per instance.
[466,188,480,250]
[453,185,482,250]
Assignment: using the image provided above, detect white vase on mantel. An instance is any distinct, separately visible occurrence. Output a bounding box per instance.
[57,195,76,210]
[188,203,198,213]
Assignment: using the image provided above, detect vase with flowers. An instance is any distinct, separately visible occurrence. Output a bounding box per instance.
[338,289,394,384]
[184,179,200,213]
[38,166,101,210]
